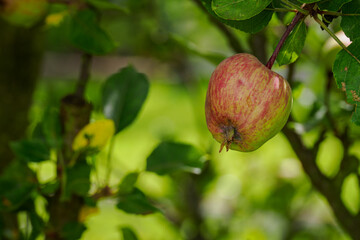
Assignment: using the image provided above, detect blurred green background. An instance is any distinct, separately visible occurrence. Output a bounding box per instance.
[3,0,359,239]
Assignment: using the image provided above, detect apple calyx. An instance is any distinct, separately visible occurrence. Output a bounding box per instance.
[219,126,236,153]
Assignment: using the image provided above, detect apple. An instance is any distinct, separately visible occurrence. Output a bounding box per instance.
[205,53,292,152]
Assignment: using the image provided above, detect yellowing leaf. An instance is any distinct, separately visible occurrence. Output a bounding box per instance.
[72,119,115,151]
[46,11,67,27]
[78,206,99,222]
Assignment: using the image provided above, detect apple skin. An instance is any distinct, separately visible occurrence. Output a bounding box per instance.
[205,53,292,152]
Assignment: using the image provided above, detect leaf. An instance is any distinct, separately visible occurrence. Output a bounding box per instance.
[118,172,139,195]
[0,179,35,211]
[298,0,320,3]
[33,107,62,148]
[121,227,139,240]
[333,39,360,125]
[10,139,50,163]
[40,181,60,195]
[86,0,129,12]
[212,0,272,20]
[116,188,158,215]
[146,141,205,175]
[102,66,149,133]
[64,161,91,199]
[341,174,360,215]
[202,0,273,34]
[61,221,87,240]
[72,119,115,151]
[69,9,116,55]
[340,0,360,41]
[318,0,351,11]
[276,20,307,66]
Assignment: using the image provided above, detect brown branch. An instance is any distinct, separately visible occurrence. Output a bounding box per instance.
[191,0,244,53]
[282,126,360,239]
[75,53,92,98]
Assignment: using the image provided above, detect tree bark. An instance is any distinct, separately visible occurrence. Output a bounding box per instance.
[0,18,44,239]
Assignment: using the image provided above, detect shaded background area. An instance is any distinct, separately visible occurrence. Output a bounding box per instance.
[1,0,359,239]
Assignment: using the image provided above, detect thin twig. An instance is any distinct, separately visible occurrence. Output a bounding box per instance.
[319,10,360,17]
[265,7,297,13]
[313,14,360,65]
[75,53,93,98]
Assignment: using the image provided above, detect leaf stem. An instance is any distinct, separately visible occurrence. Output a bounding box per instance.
[265,7,297,13]
[319,10,360,17]
[266,11,306,69]
[281,0,309,15]
[104,137,115,186]
[313,15,360,65]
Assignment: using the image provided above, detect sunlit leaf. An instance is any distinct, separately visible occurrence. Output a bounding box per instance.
[146,141,205,175]
[341,174,360,215]
[69,9,116,55]
[46,11,68,27]
[116,188,158,215]
[341,0,360,41]
[202,0,273,34]
[276,20,307,66]
[333,39,360,125]
[102,66,149,133]
[72,119,115,151]
[11,139,50,163]
[212,0,272,20]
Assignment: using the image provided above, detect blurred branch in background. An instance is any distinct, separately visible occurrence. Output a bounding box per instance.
[0,18,44,239]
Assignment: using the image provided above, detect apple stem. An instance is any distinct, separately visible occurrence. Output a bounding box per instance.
[266,11,306,69]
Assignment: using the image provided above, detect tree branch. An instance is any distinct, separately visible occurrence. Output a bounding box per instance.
[75,53,92,98]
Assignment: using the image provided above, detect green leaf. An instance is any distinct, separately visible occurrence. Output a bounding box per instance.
[212,0,272,20]
[121,227,139,240]
[0,179,35,211]
[341,174,360,215]
[69,9,116,55]
[276,20,307,66]
[11,139,50,163]
[102,66,149,133]
[40,181,60,195]
[86,0,128,12]
[118,172,139,195]
[298,0,320,3]
[116,188,158,215]
[202,0,273,34]
[341,0,360,41]
[64,161,91,199]
[333,39,360,125]
[61,221,87,240]
[146,141,205,175]
[318,0,351,11]
[33,107,62,148]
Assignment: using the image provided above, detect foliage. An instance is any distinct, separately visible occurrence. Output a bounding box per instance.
[1,0,360,239]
